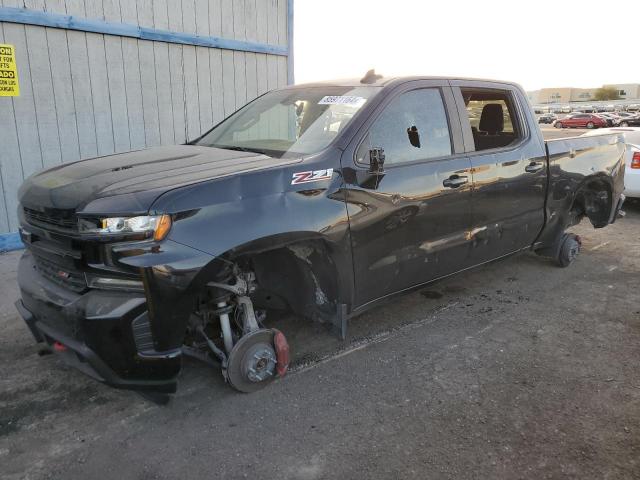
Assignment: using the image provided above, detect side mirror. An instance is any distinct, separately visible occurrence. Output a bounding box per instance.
[368,147,385,174]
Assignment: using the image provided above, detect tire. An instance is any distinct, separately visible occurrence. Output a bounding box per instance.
[555,122,563,129]
[586,122,594,129]
[557,233,581,268]
[621,121,629,127]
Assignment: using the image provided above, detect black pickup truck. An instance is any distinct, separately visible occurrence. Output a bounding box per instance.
[15,73,626,396]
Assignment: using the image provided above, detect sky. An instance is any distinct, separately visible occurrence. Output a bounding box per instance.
[294,0,640,91]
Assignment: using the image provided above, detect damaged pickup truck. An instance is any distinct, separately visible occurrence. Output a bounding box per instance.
[15,73,626,396]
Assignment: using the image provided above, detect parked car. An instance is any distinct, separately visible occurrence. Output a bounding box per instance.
[626,104,640,112]
[582,127,640,198]
[538,113,557,124]
[595,113,616,127]
[555,113,608,129]
[561,105,572,113]
[578,105,595,113]
[617,115,640,127]
[14,75,626,397]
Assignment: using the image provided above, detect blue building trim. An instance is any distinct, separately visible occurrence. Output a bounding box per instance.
[0,232,24,253]
[0,6,288,57]
[287,0,294,84]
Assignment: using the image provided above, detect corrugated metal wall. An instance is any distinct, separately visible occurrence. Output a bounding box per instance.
[0,0,290,236]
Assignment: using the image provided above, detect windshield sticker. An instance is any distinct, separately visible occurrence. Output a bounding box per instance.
[318,96,366,107]
[291,168,334,185]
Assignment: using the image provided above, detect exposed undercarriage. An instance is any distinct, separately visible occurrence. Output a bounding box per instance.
[184,264,290,393]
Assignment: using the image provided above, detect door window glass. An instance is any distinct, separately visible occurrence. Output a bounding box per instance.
[461,89,523,152]
[358,89,452,165]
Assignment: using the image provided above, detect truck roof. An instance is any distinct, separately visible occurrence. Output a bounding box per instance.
[283,75,521,89]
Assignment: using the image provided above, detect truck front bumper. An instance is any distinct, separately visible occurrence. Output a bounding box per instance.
[16,251,181,393]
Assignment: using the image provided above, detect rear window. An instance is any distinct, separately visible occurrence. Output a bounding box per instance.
[461,89,523,152]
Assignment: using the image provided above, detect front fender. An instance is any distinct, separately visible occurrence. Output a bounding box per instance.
[115,162,353,349]
[152,163,354,309]
[162,186,354,314]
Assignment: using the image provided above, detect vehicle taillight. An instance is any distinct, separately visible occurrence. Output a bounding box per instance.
[632,152,640,169]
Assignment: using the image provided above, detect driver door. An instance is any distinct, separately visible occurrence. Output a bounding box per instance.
[342,82,474,308]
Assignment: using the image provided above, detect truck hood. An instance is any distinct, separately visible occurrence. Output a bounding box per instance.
[18,145,298,215]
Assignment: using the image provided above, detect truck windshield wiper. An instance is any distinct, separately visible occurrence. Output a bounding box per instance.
[211,144,267,155]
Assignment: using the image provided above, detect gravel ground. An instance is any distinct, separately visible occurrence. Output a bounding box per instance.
[1,201,639,480]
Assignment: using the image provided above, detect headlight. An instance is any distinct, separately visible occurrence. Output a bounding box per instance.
[85,275,145,292]
[78,214,172,241]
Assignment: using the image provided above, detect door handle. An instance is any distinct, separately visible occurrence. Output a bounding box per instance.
[442,175,468,188]
[525,162,544,173]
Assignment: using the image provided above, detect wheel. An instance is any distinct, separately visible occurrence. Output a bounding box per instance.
[555,122,563,129]
[226,329,278,393]
[621,121,629,127]
[586,122,594,129]
[556,233,581,268]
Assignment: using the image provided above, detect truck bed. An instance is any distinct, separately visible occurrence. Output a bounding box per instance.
[535,132,626,249]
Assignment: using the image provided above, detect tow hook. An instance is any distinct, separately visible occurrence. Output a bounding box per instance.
[273,329,290,377]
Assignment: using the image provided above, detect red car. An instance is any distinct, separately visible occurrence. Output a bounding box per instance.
[554,113,607,129]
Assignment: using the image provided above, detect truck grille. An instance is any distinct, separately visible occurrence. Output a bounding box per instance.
[23,207,77,231]
[34,255,88,293]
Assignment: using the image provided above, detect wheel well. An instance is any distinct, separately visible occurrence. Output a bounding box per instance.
[570,177,612,228]
[233,239,342,323]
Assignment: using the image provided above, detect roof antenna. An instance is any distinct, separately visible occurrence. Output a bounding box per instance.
[360,69,383,84]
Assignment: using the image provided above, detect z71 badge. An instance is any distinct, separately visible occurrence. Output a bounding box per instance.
[291,168,334,185]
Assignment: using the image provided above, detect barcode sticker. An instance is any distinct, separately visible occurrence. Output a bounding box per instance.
[318,96,366,107]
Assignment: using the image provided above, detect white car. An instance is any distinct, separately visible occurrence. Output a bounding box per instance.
[582,127,640,198]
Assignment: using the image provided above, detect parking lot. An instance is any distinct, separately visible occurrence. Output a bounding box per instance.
[1,196,639,478]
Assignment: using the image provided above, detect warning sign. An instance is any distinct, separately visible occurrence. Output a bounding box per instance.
[0,44,20,97]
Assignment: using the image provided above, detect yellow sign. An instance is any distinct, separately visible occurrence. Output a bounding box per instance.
[0,44,20,97]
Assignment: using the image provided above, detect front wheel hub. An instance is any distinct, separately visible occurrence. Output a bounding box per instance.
[243,344,277,382]
[226,329,281,393]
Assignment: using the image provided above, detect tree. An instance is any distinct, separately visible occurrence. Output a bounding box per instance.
[594,87,620,101]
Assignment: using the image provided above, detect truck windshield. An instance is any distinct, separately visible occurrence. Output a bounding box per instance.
[194,86,380,158]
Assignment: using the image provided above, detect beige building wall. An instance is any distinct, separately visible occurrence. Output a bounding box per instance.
[570,88,596,102]
[538,88,572,103]
[529,84,640,105]
[603,84,640,100]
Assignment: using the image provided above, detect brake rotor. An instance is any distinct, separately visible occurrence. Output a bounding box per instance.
[226,329,278,393]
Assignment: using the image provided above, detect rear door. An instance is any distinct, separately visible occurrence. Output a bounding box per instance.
[451,81,548,264]
[342,81,473,308]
